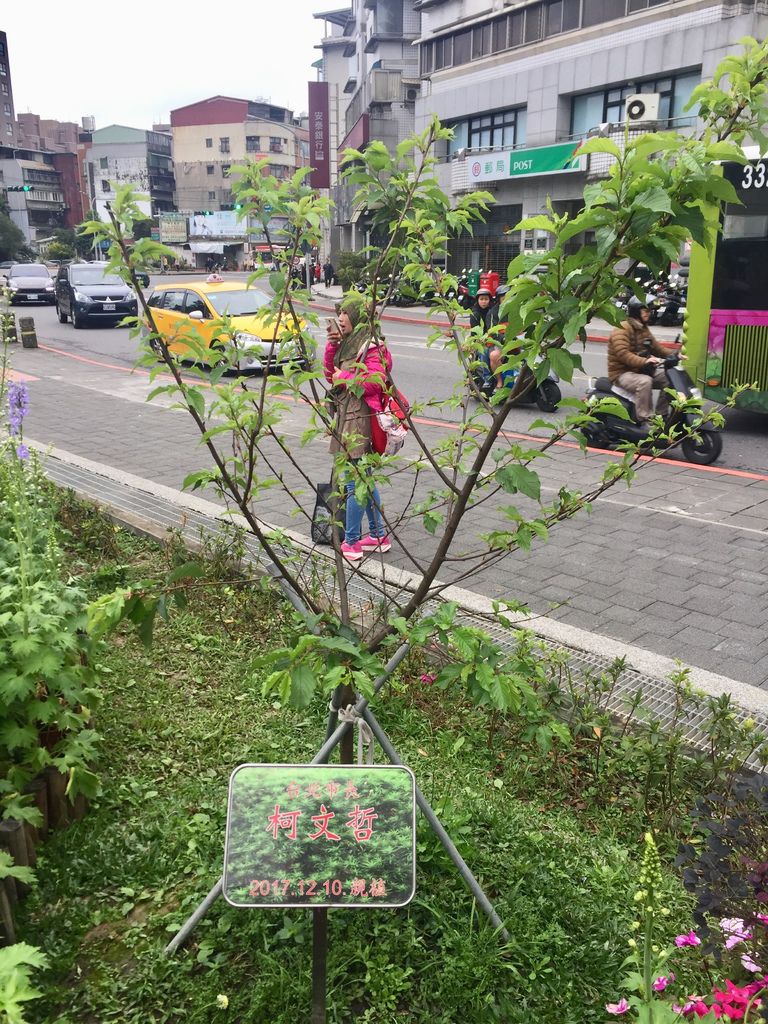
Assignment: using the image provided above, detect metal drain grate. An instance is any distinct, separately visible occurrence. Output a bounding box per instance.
[42,455,768,771]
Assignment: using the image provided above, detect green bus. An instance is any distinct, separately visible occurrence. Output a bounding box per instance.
[685,148,768,413]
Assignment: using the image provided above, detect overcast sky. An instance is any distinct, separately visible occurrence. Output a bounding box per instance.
[3,1,329,129]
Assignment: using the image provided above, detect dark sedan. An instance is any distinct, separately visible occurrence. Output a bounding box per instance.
[55,262,138,328]
[4,264,56,304]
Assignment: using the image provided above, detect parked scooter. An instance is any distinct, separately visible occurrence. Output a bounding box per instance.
[468,347,562,412]
[582,354,722,464]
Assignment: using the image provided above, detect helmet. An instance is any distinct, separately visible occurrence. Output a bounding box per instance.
[627,295,648,320]
[476,287,492,298]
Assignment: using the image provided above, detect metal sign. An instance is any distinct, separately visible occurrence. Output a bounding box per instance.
[223,764,416,909]
[159,213,188,244]
[469,141,586,184]
[308,81,331,189]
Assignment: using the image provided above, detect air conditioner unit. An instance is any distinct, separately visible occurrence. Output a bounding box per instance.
[624,93,660,123]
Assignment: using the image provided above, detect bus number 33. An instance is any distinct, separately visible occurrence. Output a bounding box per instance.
[742,162,767,189]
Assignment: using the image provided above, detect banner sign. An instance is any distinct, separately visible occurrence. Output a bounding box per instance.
[223,764,416,908]
[159,213,188,244]
[308,81,330,189]
[469,141,586,184]
[188,211,244,238]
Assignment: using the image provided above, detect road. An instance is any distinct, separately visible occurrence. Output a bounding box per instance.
[7,275,768,691]
[11,273,768,473]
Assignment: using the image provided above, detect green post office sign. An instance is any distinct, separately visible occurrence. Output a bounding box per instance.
[469,141,586,184]
[223,764,416,909]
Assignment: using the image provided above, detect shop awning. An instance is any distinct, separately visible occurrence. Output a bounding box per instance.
[190,242,225,254]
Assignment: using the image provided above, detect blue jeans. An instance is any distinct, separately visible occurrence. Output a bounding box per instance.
[345,464,385,544]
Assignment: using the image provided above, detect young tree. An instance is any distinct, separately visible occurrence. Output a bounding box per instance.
[86,39,768,720]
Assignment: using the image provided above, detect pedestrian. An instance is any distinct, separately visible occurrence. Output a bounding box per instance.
[314,261,321,283]
[206,256,214,273]
[323,259,334,288]
[324,295,392,562]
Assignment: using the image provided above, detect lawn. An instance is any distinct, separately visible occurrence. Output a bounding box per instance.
[19,495,710,1024]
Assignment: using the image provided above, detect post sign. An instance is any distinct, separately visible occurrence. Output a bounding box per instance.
[223,764,415,908]
[159,213,188,244]
[308,81,331,189]
[469,141,586,184]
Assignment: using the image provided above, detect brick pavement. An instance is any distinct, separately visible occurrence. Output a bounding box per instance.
[18,345,768,689]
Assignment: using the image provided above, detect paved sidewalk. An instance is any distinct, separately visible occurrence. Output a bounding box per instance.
[17,342,768,690]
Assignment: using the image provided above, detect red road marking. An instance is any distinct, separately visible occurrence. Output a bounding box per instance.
[7,369,39,383]
[33,340,768,483]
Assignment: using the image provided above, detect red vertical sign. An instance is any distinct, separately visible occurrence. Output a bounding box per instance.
[308,81,330,189]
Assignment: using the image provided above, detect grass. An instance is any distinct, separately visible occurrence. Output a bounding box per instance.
[19,494,711,1024]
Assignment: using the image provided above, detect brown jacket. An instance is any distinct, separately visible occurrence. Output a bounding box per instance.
[607,318,669,381]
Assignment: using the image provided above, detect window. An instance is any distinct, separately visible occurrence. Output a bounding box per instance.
[0,42,5,56]
[2,103,9,115]
[453,29,471,65]
[246,135,260,151]
[205,137,212,148]
[219,137,230,153]
[524,5,542,43]
[184,292,210,317]
[582,0,625,27]
[208,190,215,200]
[0,62,6,76]
[468,107,526,150]
[99,157,108,169]
[161,290,187,313]
[101,179,110,192]
[269,136,283,152]
[570,69,701,135]
[1,83,8,95]
[222,164,231,176]
[206,164,215,175]
[546,0,580,34]
[147,291,165,309]
[472,22,492,59]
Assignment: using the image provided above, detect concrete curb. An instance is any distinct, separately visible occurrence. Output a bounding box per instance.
[29,438,768,716]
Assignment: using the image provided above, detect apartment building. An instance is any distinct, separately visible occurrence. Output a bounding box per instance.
[0,147,68,245]
[84,125,176,220]
[415,0,768,271]
[0,31,15,146]
[314,1,422,252]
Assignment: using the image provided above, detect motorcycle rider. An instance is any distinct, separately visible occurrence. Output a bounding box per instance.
[469,287,502,389]
[608,296,676,427]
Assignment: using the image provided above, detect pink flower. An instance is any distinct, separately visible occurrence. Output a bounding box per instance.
[681,999,711,1018]
[653,974,675,992]
[720,918,752,950]
[419,673,436,685]
[741,953,761,973]
[675,930,702,947]
[605,998,630,1015]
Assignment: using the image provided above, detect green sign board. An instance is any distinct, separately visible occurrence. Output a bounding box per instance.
[469,142,585,184]
[223,764,416,909]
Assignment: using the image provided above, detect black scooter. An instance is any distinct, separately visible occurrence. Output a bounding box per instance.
[582,354,723,465]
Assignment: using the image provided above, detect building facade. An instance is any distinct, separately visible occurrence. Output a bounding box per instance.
[0,147,68,245]
[16,114,80,154]
[0,31,15,146]
[84,125,176,221]
[415,0,768,271]
[315,0,422,252]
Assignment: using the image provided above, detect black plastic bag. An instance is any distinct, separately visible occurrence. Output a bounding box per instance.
[311,482,343,546]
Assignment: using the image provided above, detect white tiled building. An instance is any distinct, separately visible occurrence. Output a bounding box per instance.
[414,0,768,271]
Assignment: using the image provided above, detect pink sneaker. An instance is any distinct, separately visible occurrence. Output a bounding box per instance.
[360,535,391,553]
[340,540,364,561]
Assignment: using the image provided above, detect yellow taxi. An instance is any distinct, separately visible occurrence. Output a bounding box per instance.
[145,279,308,372]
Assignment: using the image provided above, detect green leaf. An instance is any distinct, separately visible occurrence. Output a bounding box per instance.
[289,664,317,708]
[184,387,206,420]
[633,186,672,215]
[495,465,541,502]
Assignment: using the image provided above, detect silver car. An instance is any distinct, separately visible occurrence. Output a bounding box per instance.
[4,263,56,305]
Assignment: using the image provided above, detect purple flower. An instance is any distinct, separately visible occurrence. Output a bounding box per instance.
[653,974,675,992]
[720,917,751,950]
[741,952,762,973]
[675,930,701,947]
[605,998,630,1015]
[15,443,29,461]
[7,381,29,437]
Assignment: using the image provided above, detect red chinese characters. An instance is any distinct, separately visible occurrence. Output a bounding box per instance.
[346,805,378,842]
[307,803,341,842]
[265,804,302,841]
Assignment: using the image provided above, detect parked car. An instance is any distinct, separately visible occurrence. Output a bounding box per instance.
[144,280,308,372]
[55,262,138,328]
[3,263,56,304]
